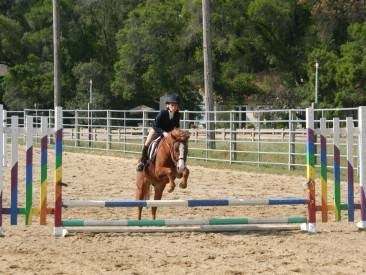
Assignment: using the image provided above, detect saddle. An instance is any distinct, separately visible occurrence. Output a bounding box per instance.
[147,136,163,164]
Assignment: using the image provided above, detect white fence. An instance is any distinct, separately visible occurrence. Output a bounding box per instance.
[3,107,360,171]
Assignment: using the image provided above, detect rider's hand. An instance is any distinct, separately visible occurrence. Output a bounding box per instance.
[163,132,169,138]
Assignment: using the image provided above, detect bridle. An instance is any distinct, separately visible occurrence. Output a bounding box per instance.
[162,136,186,167]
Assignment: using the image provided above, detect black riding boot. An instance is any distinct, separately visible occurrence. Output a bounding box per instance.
[136,146,148,171]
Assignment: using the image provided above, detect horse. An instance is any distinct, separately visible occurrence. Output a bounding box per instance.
[135,128,190,220]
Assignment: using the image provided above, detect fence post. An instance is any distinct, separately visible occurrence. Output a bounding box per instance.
[205,116,208,162]
[288,110,296,170]
[257,112,261,167]
[238,106,243,129]
[142,111,147,148]
[2,109,6,167]
[88,109,92,148]
[123,111,127,153]
[106,110,111,150]
[183,110,188,129]
[229,112,232,163]
[230,111,237,163]
[75,110,80,147]
[48,109,52,128]
[0,105,4,236]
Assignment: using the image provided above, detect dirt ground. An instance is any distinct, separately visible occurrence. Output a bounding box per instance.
[1,151,366,275]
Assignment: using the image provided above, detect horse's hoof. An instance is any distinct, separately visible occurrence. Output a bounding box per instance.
[167,184,175,193]
[179,182,187,189]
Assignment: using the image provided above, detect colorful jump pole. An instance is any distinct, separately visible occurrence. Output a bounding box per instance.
[357,106,366,229]
[63,197,309,208]
[10,116,18,225]
[25,116,33,225]
[302,107,316,233]
[62,216,307,227]
[54,107,64,237]
[346,117,355,222]
[333,118,341,221]
[40,117,48,225]
[319,117,328,222]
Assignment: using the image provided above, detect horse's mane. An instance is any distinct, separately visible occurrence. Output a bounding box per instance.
[170,128,190,142]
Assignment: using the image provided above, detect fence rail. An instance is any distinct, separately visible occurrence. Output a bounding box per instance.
[3,107,360,171]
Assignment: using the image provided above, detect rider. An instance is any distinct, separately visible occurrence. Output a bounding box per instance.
[136,94,181,171]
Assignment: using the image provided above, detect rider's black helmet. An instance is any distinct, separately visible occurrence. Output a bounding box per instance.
[165,94,180,105]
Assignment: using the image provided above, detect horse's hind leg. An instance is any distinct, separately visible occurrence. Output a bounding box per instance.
[151,184,165,220]
[135,188,144,220]
[179,167,190,189]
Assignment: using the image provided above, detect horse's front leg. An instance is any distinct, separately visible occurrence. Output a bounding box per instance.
[157,167,176,193]
[135,172,149,220]
[179,167,190,189]
[151,183,165,219]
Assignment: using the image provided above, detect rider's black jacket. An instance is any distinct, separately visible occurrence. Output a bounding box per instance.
[153,110,180,133]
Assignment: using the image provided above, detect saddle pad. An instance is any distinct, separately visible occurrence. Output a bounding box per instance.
[148,136,162,161]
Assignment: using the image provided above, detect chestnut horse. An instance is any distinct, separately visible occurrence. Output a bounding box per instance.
[136,128,190,219]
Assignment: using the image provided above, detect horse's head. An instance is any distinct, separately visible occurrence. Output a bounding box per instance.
[168,128,190,173]
[170,128,190,142]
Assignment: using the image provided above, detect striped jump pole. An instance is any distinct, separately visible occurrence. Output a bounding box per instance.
[10,116,18,225]
[346,117,355,222]
[357,106,366,230]
[62,216,307,227]
[25,116,33,225]
[302,107,316,233]
[40,117,48,225]
[319,117,328,222]
[333,117,341,221]
[54,107,64,237]
[63,197,308,208]
[65,224,302,234]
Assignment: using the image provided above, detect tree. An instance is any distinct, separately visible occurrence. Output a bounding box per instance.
[66,60,111,109]
[334,22,366,106]
[3,55,53,109]
[0,15,23,65]
[112,0,202,109]
[305,0,366,48]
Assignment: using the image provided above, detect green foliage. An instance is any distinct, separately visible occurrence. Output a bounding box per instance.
[67,60,111,109]
[3,54,53,109]
[0,0,365,110]
[112,0,202,109]
[0,14,23,65]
